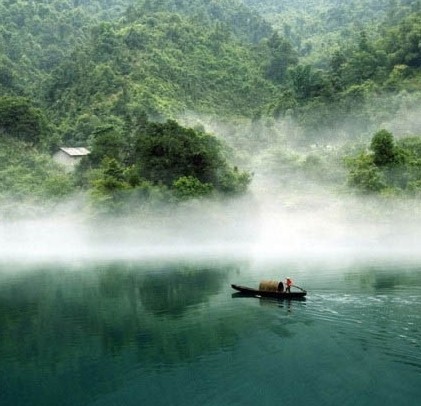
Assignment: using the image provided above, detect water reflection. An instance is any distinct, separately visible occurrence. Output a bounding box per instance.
[139,266,226,317]
[1,260,421,406]
[0,262,241,367]
[231,291,310,341]
[318,262,421,296]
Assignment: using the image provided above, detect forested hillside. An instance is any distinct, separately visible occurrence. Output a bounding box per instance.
[244,0,421,60]
[129,0,273,43]
[0,0,135,97]
[44,12,276,125]
[1,0,420,216]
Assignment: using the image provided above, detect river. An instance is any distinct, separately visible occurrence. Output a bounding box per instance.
[0,258,420,405]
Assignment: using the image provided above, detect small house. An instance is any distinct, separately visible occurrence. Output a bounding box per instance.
[53,147,90,171]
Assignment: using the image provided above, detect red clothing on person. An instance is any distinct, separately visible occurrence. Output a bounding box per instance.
[286,277,293,292]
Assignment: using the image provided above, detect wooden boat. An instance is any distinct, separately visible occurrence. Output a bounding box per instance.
[231,284,307,299]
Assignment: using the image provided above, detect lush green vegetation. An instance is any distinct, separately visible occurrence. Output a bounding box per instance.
[0,96,48,144]
[0,134,74,218]
[0,0,420,214]
[82,118,251,214]
[44,11,276,124]
[129,0,273,44]
[346,129,421,195]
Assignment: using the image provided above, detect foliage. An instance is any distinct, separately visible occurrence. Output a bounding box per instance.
[131,119,251,194]
[172,176,213,200]
[370,129,398,166]
[131,0,273,44]
[346,152,386,193]
[346,130,421,194]
[244,0,421,62]
[89,125,126,165]
[217,166,252,195]
[44,11,276,123]
[89,157,131,214]
[0,96,47,144]
[3,0,420,132]
[0,0,134,100]
[288,64,333,101]
[0,0,420,209]
[264,32,298,83]
[84,119,251,211]
[396,136,421,193]
[0,135,73,203]
[382,12,421,69]
[133,120,225,187]
[253,1,421,123]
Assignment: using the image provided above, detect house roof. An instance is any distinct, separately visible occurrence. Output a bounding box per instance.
[59,147,90,156]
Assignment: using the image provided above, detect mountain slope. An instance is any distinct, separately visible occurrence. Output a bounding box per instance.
[45,12,277,130]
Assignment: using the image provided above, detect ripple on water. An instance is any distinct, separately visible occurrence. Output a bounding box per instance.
[299,287,421,374]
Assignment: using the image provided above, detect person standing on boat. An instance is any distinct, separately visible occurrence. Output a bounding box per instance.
[285,277,293,293]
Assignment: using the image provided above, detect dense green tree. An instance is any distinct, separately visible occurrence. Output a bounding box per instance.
[217,166,252,195]
[133,120,235,189]
[172,176,213,200]
[0,56,16,91]
[345,130,421,194]
[346,152,386,193]
[382,12,421,68]
[370,129,398,166]
[288,64,332,100]
[264,32,298,83]
[0,135,73,204]
[395,136,421,191]
[89,157,131,213]
[0,96,47,144]
[80,117,252,209]
[89,125,126,165]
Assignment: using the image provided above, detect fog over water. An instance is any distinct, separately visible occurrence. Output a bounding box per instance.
[1,186,420,265]
[2,107,421,266]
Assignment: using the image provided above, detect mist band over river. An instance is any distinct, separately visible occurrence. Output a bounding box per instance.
[1,188,421,263]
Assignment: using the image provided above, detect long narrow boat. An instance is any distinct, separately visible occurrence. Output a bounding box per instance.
[231,284,307,299]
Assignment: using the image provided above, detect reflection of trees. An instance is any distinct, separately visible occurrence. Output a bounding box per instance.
[0,261,313,405]
[0,262,243,370]
[372,274,398,290]
[138,267,225,317]
[345,266,421,291]
[231,294,306,338]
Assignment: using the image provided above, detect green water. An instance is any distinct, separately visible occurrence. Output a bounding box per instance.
[1,259,420,406]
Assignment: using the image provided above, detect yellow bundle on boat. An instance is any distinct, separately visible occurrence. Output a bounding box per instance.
[259,280,282,292]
